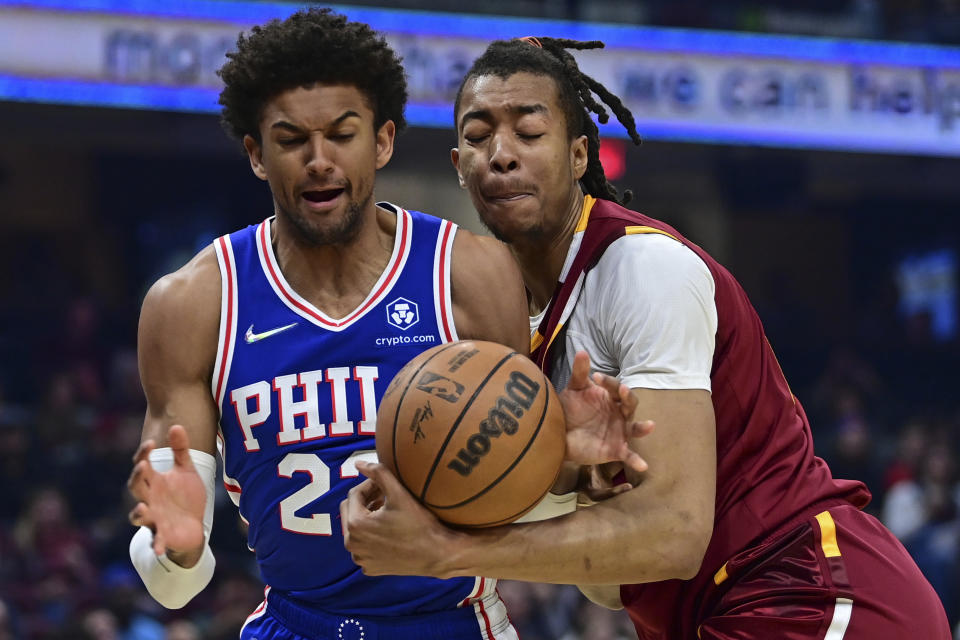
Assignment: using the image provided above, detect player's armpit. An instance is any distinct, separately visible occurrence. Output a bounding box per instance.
[448,230,529,355]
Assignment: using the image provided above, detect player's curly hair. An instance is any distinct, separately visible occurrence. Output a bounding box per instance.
[218,7,407,144]
[454,37,641,205]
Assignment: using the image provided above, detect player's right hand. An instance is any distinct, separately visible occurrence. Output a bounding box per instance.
[341,460,458,579]
[127,424,206,567]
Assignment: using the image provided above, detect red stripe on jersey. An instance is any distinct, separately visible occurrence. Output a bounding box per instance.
[258,212,410,328]
[224,481,242,494]
[478,593,493,639]
[214,236,235,406]
[438,221,454,342]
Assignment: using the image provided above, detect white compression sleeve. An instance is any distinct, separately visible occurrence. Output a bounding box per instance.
[129,448,218,609]
[513,491,577,523]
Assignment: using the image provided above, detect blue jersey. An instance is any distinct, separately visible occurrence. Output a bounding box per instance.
[211,204,494,618]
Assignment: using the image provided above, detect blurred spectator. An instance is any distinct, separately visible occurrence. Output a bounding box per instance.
[0,598,20,640]
[202,570,264,640]
[884,420,931,491]
[163,620,201,640]
[904,482,960,624]
[885,445,960,541]
[98,564,165,640]
[82,608,120,640]
[569,603,638,640]
[823,400,884,501]
[0,421,34,524]
[9,488,98,637]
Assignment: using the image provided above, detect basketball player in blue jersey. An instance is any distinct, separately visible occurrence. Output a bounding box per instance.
[126,9,649,640]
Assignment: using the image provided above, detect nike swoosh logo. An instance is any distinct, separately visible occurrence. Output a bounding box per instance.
[244,322,298,344]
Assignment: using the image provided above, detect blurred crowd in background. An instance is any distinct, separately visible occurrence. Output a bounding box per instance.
[1,0,960,639]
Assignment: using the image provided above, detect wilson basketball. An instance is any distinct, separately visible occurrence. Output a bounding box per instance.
[376,340,566,528]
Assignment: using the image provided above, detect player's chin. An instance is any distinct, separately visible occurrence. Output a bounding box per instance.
[480,202,541,240]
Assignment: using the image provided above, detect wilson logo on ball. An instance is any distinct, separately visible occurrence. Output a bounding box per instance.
[447,370,540,476]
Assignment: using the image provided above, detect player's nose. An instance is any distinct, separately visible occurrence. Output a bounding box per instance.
[488,134,519,173]
[305,136,335,175]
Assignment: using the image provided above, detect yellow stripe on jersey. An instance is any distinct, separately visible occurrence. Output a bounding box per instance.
[624,225,680,242]
[816,511,842,558]
[575,194,597,232]
[530,331,544,352]
[713,562,729,585]
[544,322,567,357]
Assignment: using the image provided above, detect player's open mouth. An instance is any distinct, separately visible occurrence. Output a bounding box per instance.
[302,188,344,203]
[301,188,346,211]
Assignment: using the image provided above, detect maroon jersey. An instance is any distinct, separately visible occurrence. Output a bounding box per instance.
[532,197,871,639]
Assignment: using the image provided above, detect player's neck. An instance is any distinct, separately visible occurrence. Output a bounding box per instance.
[270,206,396,319]
[512,189,584,314]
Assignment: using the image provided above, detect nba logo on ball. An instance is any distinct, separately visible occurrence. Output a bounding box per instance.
[386,297,419,330]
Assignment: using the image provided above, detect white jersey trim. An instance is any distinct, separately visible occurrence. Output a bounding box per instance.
[458,577,511,640]
[212,235,238,414]
[434,219,459,343]
[825,597,853,639]
[255,209,412,332]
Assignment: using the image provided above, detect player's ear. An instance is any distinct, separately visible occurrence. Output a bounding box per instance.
[571,134,588,181]
[450,148,465,188]
[243,134,268,181]
[375,120,396,169]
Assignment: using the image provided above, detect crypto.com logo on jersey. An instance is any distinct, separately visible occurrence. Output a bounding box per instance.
[376,298,436,347]
[386,297,419,330]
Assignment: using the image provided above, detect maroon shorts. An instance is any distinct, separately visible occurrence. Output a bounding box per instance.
[697,504,951,640]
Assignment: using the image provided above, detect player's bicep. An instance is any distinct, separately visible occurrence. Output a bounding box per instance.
[450,232,528,354]
[137,260,221,454]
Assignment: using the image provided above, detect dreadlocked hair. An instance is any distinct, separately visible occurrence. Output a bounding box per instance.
[454,37,641,205]
[217,7,407,146]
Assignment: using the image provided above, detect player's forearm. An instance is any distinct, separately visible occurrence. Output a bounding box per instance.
[439,488,711,585]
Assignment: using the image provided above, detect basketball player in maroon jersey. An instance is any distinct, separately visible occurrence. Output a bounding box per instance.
[341,37,952,639]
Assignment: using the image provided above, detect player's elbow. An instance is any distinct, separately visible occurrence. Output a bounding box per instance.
[667,512,713,580]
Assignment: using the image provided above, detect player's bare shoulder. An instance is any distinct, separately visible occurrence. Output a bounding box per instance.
[449,229,528,353]
[139,245,222,379]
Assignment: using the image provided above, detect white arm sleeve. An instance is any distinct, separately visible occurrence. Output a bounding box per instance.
[513,491,578,523]
[129,448,218,609]
[575,234,717,391]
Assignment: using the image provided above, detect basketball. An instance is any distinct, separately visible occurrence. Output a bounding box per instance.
[376,340,567,528]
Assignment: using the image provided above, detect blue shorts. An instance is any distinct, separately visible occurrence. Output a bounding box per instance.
[241,587,518,640]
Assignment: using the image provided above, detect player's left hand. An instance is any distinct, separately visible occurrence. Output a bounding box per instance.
[340,460,457,578]
[559,351,654,474]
